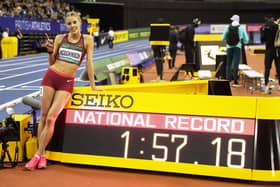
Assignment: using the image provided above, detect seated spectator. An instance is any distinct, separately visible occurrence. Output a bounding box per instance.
[2,27,9,38]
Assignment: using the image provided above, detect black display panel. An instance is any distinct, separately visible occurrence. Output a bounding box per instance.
[62,125,254,169]
[150,25,170,42]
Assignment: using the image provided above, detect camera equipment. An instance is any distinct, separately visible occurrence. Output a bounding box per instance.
[22,96,40,160]
[0,116,20,142]
[0,114,20,169]
[22,96,41,110]
[22,96,40,136]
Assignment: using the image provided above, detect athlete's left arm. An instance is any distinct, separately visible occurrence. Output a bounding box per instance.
[85,34,100,91]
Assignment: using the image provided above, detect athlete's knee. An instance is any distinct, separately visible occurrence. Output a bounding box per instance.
[40,112,48,124]
[45,115,57,129]
[40,110,48,118]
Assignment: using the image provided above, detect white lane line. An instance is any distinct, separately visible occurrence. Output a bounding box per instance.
[0,45,150,77]
[0,69,46,81]
[0,62,47,73]
[1,88,39,91]
[0,78,42,90]
[0,54,47,64]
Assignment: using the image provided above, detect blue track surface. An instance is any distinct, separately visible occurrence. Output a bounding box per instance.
[0,39,151,121]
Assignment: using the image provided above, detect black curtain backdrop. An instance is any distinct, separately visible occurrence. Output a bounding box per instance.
[70,1,280,29]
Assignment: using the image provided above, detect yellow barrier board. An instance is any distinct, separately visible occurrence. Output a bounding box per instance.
[45,80,280,182]
[114,31,129,43]
[194,34,223,42]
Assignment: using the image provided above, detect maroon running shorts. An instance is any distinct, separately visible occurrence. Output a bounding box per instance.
[41,67,74,93]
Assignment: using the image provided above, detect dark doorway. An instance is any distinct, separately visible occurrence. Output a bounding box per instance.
[73,3,124,31]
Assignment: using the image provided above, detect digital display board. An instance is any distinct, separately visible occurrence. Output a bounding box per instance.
[62,109,255,169]
[46,82,280,182]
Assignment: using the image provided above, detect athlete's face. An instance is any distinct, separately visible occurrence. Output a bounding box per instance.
[65,16,81,34]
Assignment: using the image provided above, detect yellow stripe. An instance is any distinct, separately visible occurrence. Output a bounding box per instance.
[252,170,280,182]
[256,97,280,119]
[69,81,257,118]
[150,23,170,27]
[149,41,170,46]
[194,34,223,41]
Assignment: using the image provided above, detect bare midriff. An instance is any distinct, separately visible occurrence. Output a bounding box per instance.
[51,60,80,76]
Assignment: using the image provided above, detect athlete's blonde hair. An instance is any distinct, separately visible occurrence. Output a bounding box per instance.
[65,11,81,22]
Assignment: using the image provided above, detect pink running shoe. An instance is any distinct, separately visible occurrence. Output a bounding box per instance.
[38,155,47,169]
[25,155,40,170]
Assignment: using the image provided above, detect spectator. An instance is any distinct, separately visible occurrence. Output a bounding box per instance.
[260,15,280,93]
[152,45,166,80]
[15,26,23,55]
[168,25,179,69]
[93,30,100,49]
[150,18,168,80]
[2,27,9,38]
[15,26,23,40]
[108,27,114,49]
[222,14,249,87]
[99,30,106,46]
[183,18,201,65]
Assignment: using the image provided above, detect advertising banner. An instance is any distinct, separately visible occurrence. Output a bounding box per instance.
[0,17,88,34]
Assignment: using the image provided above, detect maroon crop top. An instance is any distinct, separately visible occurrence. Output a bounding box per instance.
[56,34,86,66]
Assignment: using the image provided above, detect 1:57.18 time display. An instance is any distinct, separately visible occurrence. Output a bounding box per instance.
[120,130,251,169]
[62,126,254,169]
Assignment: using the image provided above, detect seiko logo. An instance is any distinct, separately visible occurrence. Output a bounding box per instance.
[71,93,134,109]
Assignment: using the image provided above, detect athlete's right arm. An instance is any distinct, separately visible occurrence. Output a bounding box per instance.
[47,34,63,65]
